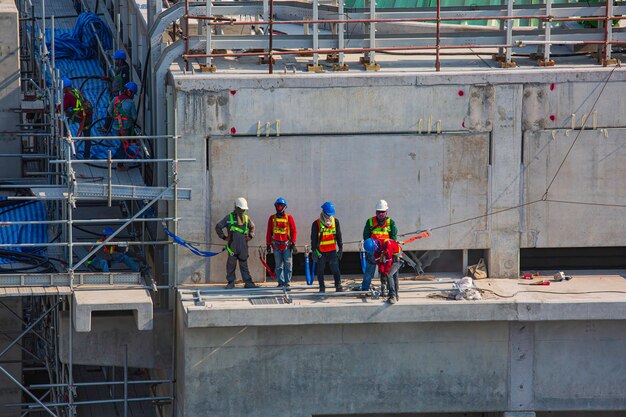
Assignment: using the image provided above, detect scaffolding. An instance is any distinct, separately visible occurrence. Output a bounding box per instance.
[3,0,626,415]
[0,0,191,414]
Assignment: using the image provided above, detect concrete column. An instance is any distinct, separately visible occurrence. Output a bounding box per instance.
[507,322,535,414]
[488,84,523,278]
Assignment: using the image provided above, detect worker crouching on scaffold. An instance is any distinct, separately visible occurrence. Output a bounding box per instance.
[363,237,403,304]
[88,228,140,273]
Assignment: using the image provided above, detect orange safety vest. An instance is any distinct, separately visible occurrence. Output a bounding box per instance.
[317,218,336,253]
[97,237,115,255]
[369,217,391,240]
[272,214,291,243]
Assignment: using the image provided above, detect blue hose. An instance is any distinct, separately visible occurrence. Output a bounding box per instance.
[360,250,367,274]
[305,254,313,285]
[48,12,112,60]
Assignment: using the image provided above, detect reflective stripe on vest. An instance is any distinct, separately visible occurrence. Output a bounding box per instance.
[70,88,84,114]
[369,217,390,240]
[318,218,336,253]
[113,96,129,122]
[229,213,249,235]
[97,238,115,255]
[272,215,291,242]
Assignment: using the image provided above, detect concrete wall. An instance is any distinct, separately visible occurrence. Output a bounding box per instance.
[58,309,173,369]
[172,68,626,280]
[176,310,626,417]
[0,0,21,179]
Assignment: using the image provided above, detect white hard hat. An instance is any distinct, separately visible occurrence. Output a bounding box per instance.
[234,197,248,210]
[375,199,389,211]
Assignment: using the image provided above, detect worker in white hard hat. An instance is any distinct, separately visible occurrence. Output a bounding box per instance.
[215,197,258,289]
[360,199,398,292]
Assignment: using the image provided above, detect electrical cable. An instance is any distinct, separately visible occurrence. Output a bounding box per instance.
[542,65,618,200]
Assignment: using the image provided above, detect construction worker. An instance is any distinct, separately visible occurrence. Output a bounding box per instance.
[88,228,140,273]
[102,81,138,137]
[361,199,398,292]
[363,237,402,304]
[310,201,343,293]
[61,77,93,159]
[215,197,258,289]
[107,50,131,97]
[266,198,297,288]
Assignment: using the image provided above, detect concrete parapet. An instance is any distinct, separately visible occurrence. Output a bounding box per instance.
[73,289,153,332]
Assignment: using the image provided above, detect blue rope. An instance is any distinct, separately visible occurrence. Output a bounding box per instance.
[163,226,225,258]
[48,12,113,60]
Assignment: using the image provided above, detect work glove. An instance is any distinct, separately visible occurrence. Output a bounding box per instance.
[290,242,298,254]
[311,250,320,262]
[244,235,252,242]
[220,235,229,241]
[266,245,273,254]
[337,249,343,261]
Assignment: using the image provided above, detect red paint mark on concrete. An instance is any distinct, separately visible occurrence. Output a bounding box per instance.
[549,115,556,122]
[458,90,465,96]
[230,90,237,95]
[230,127,237,135]
[549,83,555,91]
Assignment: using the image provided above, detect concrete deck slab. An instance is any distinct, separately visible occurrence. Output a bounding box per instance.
[73,289,154,332]
[179,271,626,328]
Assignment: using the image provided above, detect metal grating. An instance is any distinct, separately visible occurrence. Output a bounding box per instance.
[249,297,286,305]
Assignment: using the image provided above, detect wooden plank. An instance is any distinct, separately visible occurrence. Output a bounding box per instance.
[4,288,19,296]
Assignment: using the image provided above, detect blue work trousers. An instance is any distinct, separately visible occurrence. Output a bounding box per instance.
[361,253,377,291]
[273,247,293,285]
[92,253,140,272]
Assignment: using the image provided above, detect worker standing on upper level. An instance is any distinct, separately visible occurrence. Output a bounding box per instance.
[266,197,297,288]
[363,237,403,304]
[61,77,93,159]
[361,200,398,292]
[311,201,343,293]
[109,50,131,97]
[215,197,258,289]
[104,81,138,137]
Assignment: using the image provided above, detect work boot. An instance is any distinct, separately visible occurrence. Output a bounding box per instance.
[276,283,284,288]
[319,286,326,293]
[244,281,258,289]
[387,296,397,305]
[225,282,235,289]
[335,286,344,293]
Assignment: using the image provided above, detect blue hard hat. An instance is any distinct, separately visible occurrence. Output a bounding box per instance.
[102,227,114,236]
[113,50,127,60]
[274,197,287,207]
[61,77,72,89]
[363,238,379,255]
[125,81,138,94]
[321,201,335,216]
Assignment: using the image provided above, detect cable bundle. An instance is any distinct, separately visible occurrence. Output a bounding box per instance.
[48,12,113,60]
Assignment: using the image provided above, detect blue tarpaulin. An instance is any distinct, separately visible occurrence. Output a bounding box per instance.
[0,199,48,263]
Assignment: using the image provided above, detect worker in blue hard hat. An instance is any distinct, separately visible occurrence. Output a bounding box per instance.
[360,199,398,292]
[266,197,297,288]
[363,237,402,304]
[100,82,139,169]
[61,77,94,159]
[310,201,343,293]
[101,50,131,96]
[215,197,258,289]
[87,227,140,273]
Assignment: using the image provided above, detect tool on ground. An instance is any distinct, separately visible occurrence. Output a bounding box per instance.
[258,247,276,279]
[553,271,572,281]
[522,273,534,280]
